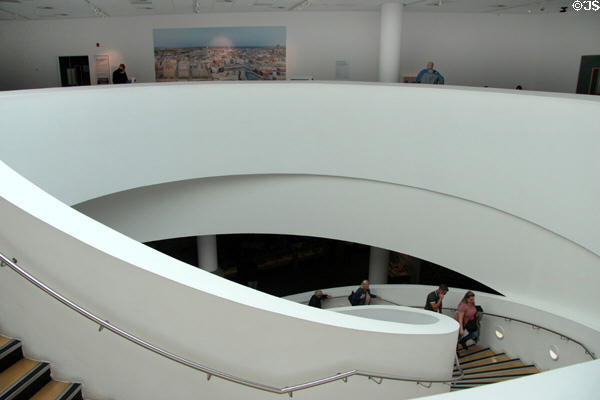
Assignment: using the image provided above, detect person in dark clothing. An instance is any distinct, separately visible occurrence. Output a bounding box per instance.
[112,64,129,84]
[424,284,449,313]
[308,290,331,308]
[351,280,378,306]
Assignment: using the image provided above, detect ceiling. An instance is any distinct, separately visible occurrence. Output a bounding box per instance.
[0,0,579,21]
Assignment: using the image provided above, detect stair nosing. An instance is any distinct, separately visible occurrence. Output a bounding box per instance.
[59,383,82,400]
[0,342,21,360]
[453,371,538,383]
[456,352,507,366]
[458,364,538,377]
[454,357,518,372]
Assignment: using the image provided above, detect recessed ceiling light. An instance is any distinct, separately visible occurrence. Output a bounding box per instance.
[549,345,559,361]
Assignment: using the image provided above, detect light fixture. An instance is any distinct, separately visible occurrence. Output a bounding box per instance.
[83,0,109,17]
[549,345,559,361]
[495,326,504,340]
[290,0,311,11]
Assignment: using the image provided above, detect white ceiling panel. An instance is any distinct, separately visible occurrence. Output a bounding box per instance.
[0,0,589,20]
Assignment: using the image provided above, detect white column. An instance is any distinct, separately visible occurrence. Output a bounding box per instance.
[378,2,403,83]
[197,235,218,273]
[368,246,389,284]
[376,3,403,283]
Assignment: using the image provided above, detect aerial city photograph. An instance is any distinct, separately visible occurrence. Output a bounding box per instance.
[153,26,286,81]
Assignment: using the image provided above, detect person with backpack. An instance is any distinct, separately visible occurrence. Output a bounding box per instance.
[350,280,378,306]
[455,291,481,350]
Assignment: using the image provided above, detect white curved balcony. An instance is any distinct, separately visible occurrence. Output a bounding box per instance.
[0,82,599,399]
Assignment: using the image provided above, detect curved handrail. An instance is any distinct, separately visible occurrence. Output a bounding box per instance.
[321,296,596,361]
[0,252,463,397]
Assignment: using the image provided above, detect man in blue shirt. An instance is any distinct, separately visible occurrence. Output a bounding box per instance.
[415,61,445,84]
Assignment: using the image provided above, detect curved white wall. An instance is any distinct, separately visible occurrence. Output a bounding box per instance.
[0,82,599,399]
[2,83,599,256]
[73,173,600,331]
[0,162,457,400]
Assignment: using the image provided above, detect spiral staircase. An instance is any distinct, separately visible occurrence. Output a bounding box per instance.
[453,345,539,390]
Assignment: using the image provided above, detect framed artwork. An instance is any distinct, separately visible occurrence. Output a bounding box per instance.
[153,26,286,81]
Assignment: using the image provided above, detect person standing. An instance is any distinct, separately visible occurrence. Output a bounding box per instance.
[112,64,129,84]
[308,290,331,308]
[455,290,479,350]
[415,61,445,84]
[424,284,448,312]
[352,280,378,306]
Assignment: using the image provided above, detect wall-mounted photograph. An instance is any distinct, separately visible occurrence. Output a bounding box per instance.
[153,26,286,81]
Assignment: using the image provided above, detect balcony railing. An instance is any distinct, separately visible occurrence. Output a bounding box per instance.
[0,252,463,397]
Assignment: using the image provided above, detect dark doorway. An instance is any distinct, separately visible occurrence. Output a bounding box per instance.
[58,56,91,87]
[576,55,600,95]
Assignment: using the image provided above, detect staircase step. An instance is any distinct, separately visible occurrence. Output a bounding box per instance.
[457,345,484,357]
[461,367,540,380]
[0,338,23,373]
[453,371,539,386]
[30,381,83,400]
[458,348,499,363]
[454,355,512,371]
[0,359,51,400]
[454,359,523,375]
[458,365,538,379]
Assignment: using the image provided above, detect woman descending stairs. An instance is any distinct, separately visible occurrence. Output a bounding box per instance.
[452,345,540,390]
[0,335,83,400]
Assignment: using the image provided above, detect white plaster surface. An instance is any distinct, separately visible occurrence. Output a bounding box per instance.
[0,81,599,399]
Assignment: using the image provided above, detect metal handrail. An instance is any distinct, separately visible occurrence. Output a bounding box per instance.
[0,252,463,397]
[330,296,597,361]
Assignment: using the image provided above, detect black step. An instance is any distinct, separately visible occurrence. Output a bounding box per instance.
[0,362,51,400]
[0,340,23,373]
